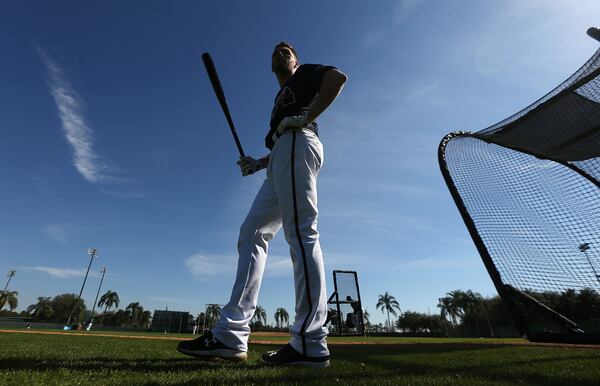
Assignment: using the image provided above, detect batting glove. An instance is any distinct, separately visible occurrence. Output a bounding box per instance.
[237,156,261,176]
[276,113,309,134]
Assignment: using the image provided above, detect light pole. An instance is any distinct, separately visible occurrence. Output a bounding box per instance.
[66,248,98,326]
[579,243,600,282]
[1,270,16,310]
[89,266,107,327]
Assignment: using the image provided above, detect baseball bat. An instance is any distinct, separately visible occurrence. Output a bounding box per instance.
[201,52,246,158]
[588,27,600,43]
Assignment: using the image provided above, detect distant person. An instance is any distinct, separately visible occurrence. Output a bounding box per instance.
[345,296,362,330]
[177,41,347,368]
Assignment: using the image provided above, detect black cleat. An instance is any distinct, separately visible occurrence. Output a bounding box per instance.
[177,331,247,361]
[262,343,330,368]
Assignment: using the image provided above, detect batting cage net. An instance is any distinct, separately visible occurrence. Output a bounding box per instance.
[326,270,365,336]
[439,45,600,343]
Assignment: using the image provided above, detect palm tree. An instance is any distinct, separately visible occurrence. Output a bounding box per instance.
[446,290,467,323]
[438,296,458,325]
[98,290,120,326]
[363,308,370,324]
[0,290,18,311]
[197,312,207,332]
[26,297,54,321]
[126,302,141,326]
[274,307,289,328]
[442,289,484,336]
[376,292,401,331]
[139,310,152,329]
[252,305,268,326]
[205,304,222,328]
[462,290,494,337]
[113,309,131,326]
[362,308,371,333]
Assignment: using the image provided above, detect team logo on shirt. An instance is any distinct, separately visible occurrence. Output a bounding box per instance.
[275,86,296,108]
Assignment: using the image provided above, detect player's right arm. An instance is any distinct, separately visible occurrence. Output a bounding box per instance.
[303,68,348,125]
[237,155,269,176]
[276,67,347,134]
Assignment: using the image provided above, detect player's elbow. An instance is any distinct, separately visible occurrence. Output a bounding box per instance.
[338,70,348,84]
[332,69,348,87]
[325,69,348,90]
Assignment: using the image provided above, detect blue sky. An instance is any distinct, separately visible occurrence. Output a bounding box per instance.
[1,0,599,325]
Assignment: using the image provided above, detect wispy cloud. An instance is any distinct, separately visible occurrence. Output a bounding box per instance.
[36,47,115,184]
[184,253,292,278]
[18,266,100,279]
[392,256,479,270]
[360,0,422,48]
[393,0,421,25]
[100,190,150,199]
[184,254,228,276]
[321,207,437,234]
[322,177,441,199]
[360,30,387,47]
[404,81,443,101]
[33,176,51,195]
[40,224,71,243]
[264,255,293,277]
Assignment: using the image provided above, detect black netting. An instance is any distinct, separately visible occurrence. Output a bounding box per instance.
[480,48,600,136]
[327,271,364,336]
[334,271,360,301]
[439,47,600,342]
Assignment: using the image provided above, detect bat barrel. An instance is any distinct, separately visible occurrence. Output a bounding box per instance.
[202,52,245,158]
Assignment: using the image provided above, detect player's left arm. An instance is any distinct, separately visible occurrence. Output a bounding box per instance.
[304,68,348,125]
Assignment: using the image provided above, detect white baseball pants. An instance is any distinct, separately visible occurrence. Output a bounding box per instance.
[212,127,329,357]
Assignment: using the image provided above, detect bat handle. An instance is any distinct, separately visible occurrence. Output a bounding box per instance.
[237,144,245,158]
[587,27,600,43]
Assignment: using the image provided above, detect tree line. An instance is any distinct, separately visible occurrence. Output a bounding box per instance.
[371,288,600,337]
[191,305,290,332]
[370,289,515,337]
[4,287,598,336]
[0,290,151,329]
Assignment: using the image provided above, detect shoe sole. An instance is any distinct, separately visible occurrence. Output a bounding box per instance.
[261,358,330,368]
[177,347,248,362]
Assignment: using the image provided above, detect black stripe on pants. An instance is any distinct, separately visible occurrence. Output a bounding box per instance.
[291,130,313,357]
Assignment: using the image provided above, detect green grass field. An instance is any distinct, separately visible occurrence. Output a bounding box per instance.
[1,330,599,385]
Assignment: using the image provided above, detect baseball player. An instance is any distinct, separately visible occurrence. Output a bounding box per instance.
[177,42,347,367]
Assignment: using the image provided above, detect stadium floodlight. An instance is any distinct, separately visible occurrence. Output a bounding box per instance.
[438,29,600,343]
[1,270,16,310]
[3,270,15,292]
[578,243,600,281]
[88,266,107,328]
[66,248,99,326]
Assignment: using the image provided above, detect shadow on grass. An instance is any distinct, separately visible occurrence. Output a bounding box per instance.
[0,356,260,372]
[2,343,599,385]
[333,344,600,386]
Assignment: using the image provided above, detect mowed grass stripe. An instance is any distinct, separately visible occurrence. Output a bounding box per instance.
[1,331,600,385]
[1,329,525,345]
[3,329,599,348]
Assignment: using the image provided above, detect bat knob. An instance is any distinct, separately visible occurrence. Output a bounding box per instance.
[587,27,600,42]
